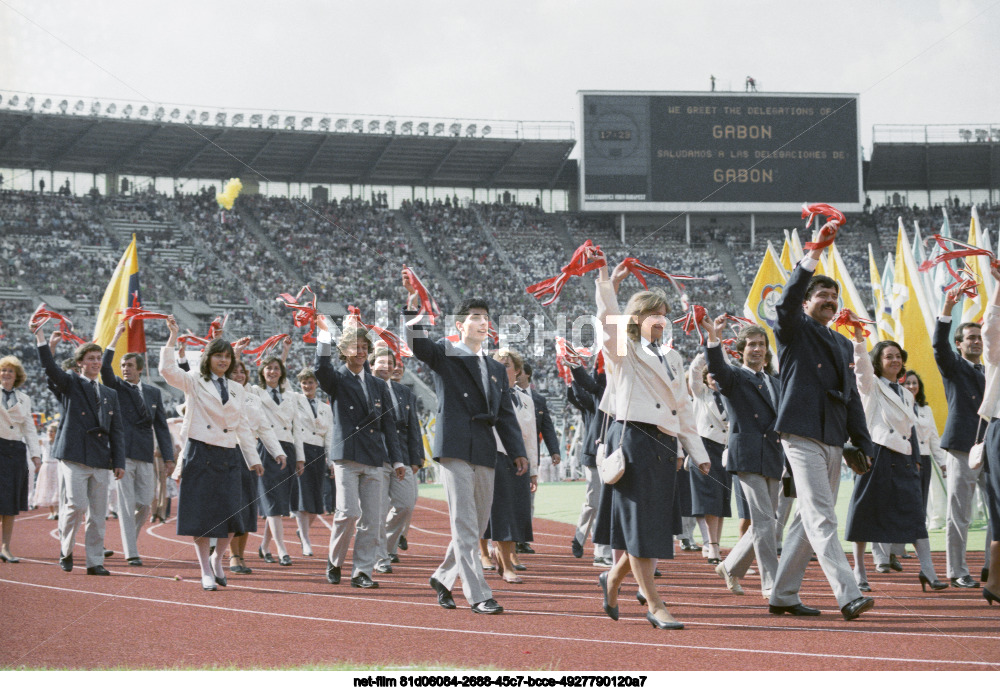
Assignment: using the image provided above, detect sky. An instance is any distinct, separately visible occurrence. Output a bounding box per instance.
[1,0,998,157]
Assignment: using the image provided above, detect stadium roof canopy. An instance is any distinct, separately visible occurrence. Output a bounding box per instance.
[0,109,577,190]
[866,124,1000,191]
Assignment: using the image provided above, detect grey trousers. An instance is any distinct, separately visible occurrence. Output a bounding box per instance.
[117,459,155,560]
[328,459,383,577]
[945,450,993,578]
[770,435,862,609]
[58,461,111,568]
[574,466,612,558]
[376,467,418,569]
[431,457,494,606]
[723,473,781,592]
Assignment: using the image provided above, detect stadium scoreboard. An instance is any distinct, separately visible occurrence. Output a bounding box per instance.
[579,91,862,213]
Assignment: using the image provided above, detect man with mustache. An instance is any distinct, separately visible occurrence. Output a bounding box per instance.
[767,242,876,621]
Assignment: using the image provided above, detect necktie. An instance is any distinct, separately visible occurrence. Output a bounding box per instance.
[91,380,100,406]
[358,373,371,406]
[2,389,15,409]
[132,383,151,418]
[890,382,904,400]
[511,389,521,409]
[974,363,985,374]
[217,378,229,404]
[271,388,281,405]
[309,398,317,418]
[756,371,776,407]
[651,343,674,381]
[388,383,400,418]
[712,390,725,416]
[477,356,489,395]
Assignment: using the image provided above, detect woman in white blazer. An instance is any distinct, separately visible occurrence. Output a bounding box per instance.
[292,366,333,558]
[479,348,538,583]
[687,351,731,565]
[592,250,711,630]
[845,335,945,592]
[252,354,305,566]
[0,356,41,563]
[160,316,265,591]
[975,273,1000,606]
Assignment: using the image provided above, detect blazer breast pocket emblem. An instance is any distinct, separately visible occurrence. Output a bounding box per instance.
[490,375,497,383]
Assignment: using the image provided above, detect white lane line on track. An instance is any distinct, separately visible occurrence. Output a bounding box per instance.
[2,577,996,668]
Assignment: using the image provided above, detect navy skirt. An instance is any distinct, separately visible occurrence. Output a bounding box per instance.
[592,420,624,547]
[297,443,327,514]
[257,440,297,517]
[484,451,533,543]
[0,438,28,515]
[733,476,751,520]
[689,437,732,517]
[606,422,679,559]
[675,465,693,518]
[918,454,932,515]
[983,419,1000,537]
[236,461,258,535]
[845,442,927,543]
[177,439,244,538]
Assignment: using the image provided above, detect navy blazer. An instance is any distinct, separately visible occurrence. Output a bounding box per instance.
[933,318,986,452]
[528,388,561,458]
[390,380,425,468]
[100,349,174,463]
[571,365,606,468]
[773,263,874,457]
[38,344,126,471]
[704,344,784,479]
[405,311,527,468]
[314,353,404,469]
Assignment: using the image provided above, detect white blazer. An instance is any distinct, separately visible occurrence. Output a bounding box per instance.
[251,384,305,464]
[596,278,709,466]
[0,389,41,459]
[913,404,946,466]
[495,387,539,476]
[293,392,332,449]
[688,351,729,445]
[979,302,1000,419]
[853,341,918,455]
[241,389,283,460]
[158,347,262,469]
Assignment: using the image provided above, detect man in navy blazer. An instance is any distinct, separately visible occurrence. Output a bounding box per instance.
[935,287,991,587]
[768,245,875,621]
[35,327,125,576]
[403,280,527,615]
[101,321,174,566]
[702,319,784,597]
[315,319,404,589]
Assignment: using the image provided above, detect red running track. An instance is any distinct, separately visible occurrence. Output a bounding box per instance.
[1,499,998,670]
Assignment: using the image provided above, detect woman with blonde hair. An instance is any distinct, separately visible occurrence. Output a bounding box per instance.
[592,251,711,629]
[0,355,41,562]
[479,347,537,582]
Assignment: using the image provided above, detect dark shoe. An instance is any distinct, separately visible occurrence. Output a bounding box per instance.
[215,575,227,587]
[776,546,782,556]
[0,551,19,563]
[126,557,143,567]
[983,588,999,606]
[841,596,875,621]
[237,558,252,575]
[768,603,821,616]
[375,564,393,574]
[706,558,720,565]
[103,549,114,558]
[680,538,700,551]
[278,555,292,566]
[351,573,379,589]
[59,554,73,572]
[951,575,980,588]
[398,535,408,551]
[513,563,527,572]
[258,547,276,563]
[429,577,456,609]
[653,568,663,578]
[875,564,891,574]
[389,554,400,564]
[571,538,584,559]
[900,552,913,559]
[598,571,619,621]
[919,572,948,592]
[888,554,903,572]
[982,567,989,583]
[86,565,110,576]
[636,591,647,606]
[857,581,871,592]
[326,562,341,584]
[515,542,535,554]
[208,545,215,556]
[472,598,503,614]
[646,611,684,630]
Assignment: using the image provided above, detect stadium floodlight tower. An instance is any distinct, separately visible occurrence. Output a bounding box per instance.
[384,120,396,135]
[318,117,331,131]
[433,123,445,136]
[368,120,380,133]
[481,125,491,137]
[335,118,348,132]
[301,117,313,129]
[58,100,68,114]
[351,119,364,133]
[250,114,263,127]
[25,96,35,111]
[267,114,279,127]
[449,123,461,136]
[215,112,227,126]
[232,114,244,126]
[138,105,148,117]
[123,104,133,118]
[417,122,429,135]
[959,128,972,142]
[284,116,296,129]
[74,100,85,114]
[90,101,100,115]
[106,103,117,115]
[400,121,413,135]
[169,108,180,120]
[465,124,477,137]
[41,98,52,111]
[199,111,210,124]
[7,95,18,108]
[185,110,197,123]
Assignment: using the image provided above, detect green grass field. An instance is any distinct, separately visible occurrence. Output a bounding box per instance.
[420,479,990,554]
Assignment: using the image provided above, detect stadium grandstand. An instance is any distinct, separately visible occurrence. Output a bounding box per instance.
[2,91,999,479]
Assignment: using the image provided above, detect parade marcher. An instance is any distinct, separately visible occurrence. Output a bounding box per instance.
[0,356,41,563]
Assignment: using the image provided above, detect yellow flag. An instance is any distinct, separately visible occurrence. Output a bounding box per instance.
[961,207,988,324]
[93,235,142,378]
[894,224,948,435]
[869,244,895,342]
[743,241,788,352]
[828,242,875,348]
